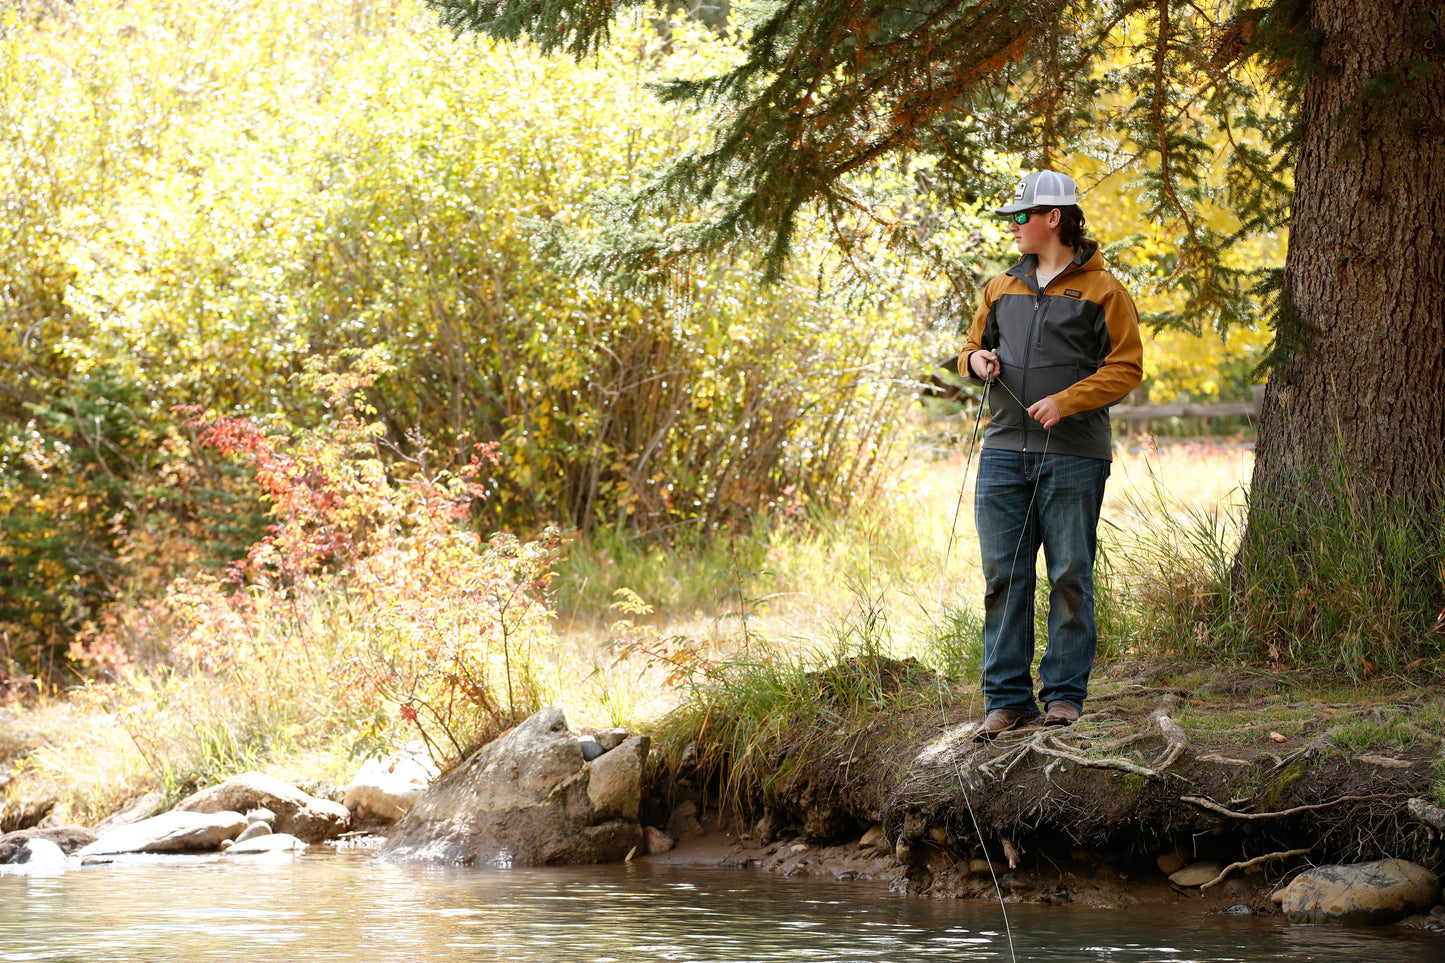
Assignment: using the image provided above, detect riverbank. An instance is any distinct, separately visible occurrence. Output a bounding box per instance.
[637,658,1445,926]
[3,657,1442,934]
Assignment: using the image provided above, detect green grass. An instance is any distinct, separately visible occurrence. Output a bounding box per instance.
[10,437,1444,828]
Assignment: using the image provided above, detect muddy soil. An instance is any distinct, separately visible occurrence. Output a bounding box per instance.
[647,661,1445,921]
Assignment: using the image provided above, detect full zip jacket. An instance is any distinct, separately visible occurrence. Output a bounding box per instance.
[961,242,1144,461]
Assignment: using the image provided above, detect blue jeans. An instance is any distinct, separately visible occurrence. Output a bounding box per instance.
[974,449,1110,717]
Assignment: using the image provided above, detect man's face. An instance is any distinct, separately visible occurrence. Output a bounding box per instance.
[1009,208,1060,255]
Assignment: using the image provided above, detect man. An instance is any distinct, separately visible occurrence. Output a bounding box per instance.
[960,169,1143,738]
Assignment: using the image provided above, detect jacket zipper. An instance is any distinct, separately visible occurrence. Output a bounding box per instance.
[1022,286,1045,452]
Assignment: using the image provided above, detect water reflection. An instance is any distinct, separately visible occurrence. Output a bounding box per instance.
[1,853,1438,962]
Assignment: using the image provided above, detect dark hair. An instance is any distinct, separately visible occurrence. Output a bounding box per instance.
[1057,205,1088,249]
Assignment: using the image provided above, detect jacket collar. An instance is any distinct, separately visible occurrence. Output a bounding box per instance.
[1005,241,1101,293]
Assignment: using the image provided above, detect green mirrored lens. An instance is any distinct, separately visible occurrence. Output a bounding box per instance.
[1012,211,1030,225]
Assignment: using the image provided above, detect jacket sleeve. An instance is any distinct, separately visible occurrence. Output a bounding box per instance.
[958,279,998,383]
[1051,280,1144,417]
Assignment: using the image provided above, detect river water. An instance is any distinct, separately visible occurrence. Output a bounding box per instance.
[1,851,1439,962]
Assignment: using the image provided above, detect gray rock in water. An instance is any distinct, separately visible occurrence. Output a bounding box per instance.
[379,705,644,866]
[174,773,349,843]
[223,832,308,856]
[0,827,97,864]
[578,736,605,761]
[77,810,248,858]
[245,808,277,825]
[235,821,272,842]
[1279,859,1442,925]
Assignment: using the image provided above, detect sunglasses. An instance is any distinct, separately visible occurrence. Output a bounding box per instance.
[1007,208,1053,225]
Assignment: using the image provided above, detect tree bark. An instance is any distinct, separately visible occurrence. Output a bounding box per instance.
[1246,0,1445,556]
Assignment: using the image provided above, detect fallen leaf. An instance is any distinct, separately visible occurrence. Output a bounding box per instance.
[1270,732,1287,743]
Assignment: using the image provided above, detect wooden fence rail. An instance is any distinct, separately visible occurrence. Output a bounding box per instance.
[1109,400,1259,421]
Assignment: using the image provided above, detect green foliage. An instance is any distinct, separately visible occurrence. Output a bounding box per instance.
[1236,457,1445,678]
[429,0,1303,335]
[71,360,564,772]
[650,595,924,815]
[0,0,933,679]
[1108,441,1444,678]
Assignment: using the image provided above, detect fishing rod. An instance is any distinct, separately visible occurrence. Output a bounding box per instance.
[928,368,1056,963]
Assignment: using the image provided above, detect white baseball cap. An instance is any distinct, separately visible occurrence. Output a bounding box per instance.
[995,170,1078,215]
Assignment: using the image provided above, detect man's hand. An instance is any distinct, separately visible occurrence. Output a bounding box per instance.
[1027,396,1062,429]
[968,350,999,380]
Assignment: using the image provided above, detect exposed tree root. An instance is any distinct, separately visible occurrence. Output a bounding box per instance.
[1148,695,1189,770]
[1181,792,1420,820]
[1198,847,1314,890]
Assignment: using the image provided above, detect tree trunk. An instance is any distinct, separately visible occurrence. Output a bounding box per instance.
[1241,0,1445,649]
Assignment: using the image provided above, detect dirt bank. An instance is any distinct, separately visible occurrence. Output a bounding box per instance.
[645,661,1445,925]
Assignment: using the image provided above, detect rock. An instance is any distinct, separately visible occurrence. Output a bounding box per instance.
[235,821,272,843]
[858,825,885,849]
[644,826,675,855]
[900,812,927,841]
[378,705,644,866]
[174,772,349,843]
[1407,797,1445,832]
[578,736,605,761]
[587,734,649,821]
[1156,847,1188,876]
[18,838,67,866]
[928,826,948,843]
[1169,862,1226,887]
[0,826,97,863]
[92,793,165,834]
[790,842,810,855]
[969,859,1000,875]
[344,748,436,825]
[1400,913,1445,933]
[667,800,704,842]
[223,833,308,856]
[245,808,277,825]
[1278,859,1442,925]
[77,810,248,858]
[1221,904,1253,915]
[594,728,630,752]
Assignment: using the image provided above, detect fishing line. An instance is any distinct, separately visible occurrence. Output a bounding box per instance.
[927,369,1054,963]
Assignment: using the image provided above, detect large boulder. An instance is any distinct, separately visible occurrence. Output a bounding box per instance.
[173,772,350,843]
[380,706,648,866]
[1278,859,1442,925]
[76,810,248,858]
